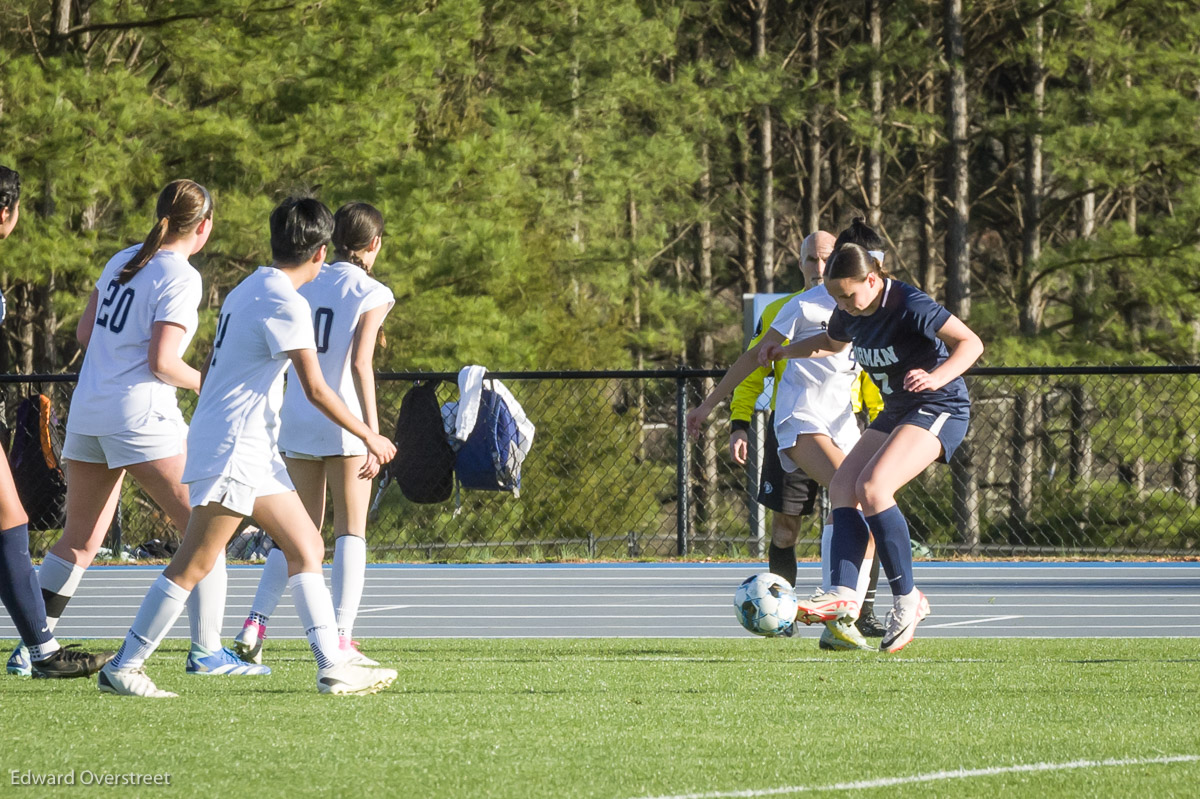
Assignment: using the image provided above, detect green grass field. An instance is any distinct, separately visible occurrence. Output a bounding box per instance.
[5,638,1199,798]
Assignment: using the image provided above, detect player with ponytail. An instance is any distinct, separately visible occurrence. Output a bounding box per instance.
[762,238,983,652]
[234,201,394,667]
[8,179,268,678]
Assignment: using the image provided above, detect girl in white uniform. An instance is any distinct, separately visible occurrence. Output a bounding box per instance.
[10,180,263,676]
[98,197,397,698]
[234,202,394,666]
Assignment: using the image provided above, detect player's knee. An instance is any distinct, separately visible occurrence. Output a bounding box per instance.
[856,474,894,511]
[828,471,857,508]
[283,539,324,573]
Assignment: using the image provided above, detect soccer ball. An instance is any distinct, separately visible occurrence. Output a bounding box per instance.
[733,572,799,636]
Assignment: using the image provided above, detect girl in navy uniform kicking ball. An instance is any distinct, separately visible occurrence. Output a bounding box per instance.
[762,239,982,652]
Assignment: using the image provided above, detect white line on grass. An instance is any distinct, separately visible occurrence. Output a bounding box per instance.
[626,754,1200,799]
[923,615,1023,628]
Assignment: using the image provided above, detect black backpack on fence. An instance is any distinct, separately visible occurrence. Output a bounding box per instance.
[389,380,456,504]
[9,394,67,531]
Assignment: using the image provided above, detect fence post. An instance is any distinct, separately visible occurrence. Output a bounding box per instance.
[675,375,690,556]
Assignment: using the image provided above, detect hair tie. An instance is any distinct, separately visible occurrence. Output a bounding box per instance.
[868,249,885,263]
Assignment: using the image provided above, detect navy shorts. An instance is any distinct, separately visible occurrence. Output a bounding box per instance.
[755,412,820,516]
[868,400,970,463]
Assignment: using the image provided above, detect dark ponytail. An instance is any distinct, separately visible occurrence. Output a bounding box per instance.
[332,202,384,273]
[118,179,213,285]
[831,218,889,278]
[826,243,886,282]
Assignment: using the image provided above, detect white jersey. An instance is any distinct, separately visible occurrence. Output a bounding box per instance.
[67,245,201,436]
[182,267,316,486]
[769,284,860,429]
[278,262,394,457]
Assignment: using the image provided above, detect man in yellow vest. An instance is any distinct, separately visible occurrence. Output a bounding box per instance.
[728,231,886,643]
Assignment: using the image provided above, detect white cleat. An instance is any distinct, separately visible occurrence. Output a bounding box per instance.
[339,637,380,667]
[819,617,875,651]
[316,662,397,696]
[880,589,931,653]
[97,664,178,698]
[233,619,266,665]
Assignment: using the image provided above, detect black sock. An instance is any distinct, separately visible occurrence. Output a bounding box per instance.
[768,543,797,588]
[863,554,881,617]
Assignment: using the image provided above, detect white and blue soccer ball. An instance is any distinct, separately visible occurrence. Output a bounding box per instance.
[734,572,799,636]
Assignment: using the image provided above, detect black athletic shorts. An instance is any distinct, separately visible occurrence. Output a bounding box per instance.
[755,411,820,516]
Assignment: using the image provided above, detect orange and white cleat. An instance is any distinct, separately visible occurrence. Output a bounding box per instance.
[794,587,860,626]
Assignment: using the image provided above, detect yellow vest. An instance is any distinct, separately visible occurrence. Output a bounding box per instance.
[729,292,883,426]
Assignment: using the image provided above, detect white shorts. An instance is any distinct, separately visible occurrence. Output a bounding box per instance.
[187,462,294,516]
[775,412,862,473]
[282,450,368,462]
[62,415,187,469]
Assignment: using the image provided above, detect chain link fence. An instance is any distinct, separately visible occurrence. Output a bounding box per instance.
[3,367,1198,561]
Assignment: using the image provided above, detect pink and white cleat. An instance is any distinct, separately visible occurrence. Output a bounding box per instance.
[233,618,267,665]
[339,637,380,667]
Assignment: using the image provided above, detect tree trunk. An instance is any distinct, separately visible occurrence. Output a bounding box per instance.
[629,195,645,461]
[736,120,757,293]
[919,66,937,292]
[1068,383,1094,486]
[1072,0,1096,340]
[867,0,883,229]
[1018,10,1045,336]
[804,3,821,235]
[50,0,72,54]
[1009,387,1037,545]
[944,0,970,319]
[754,0,774,293]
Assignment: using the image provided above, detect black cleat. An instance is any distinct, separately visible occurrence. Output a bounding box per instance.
[855,613,886,638]
[31,645,115,679]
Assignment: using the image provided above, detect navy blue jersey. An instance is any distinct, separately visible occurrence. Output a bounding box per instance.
[827,279,969,411]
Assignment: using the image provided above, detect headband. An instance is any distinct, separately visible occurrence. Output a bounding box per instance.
[868,249,885,264]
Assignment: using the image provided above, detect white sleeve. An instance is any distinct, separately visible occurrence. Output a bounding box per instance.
[154,270,202,331]
[770,300,801,341]
[360,282,395,317]
[264,297,317,359]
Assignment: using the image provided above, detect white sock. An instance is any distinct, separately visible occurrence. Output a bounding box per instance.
[38,552,86,632]
[187,549,227,652]
[854,551,873,606]
[29,639,61,661]
[111,574,190,671]
[250,547,289,620]
[332,536,366,639]
[819,524,834,592]
[288,572,342,670]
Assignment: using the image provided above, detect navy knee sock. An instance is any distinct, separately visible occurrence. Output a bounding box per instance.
[767,543,797,588]
[829,508,871,590]
[0,524,54,647]
[865,506,915,597]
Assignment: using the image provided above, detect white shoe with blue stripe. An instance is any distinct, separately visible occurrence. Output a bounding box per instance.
[185,645,271,676]
[6,643,31,677]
